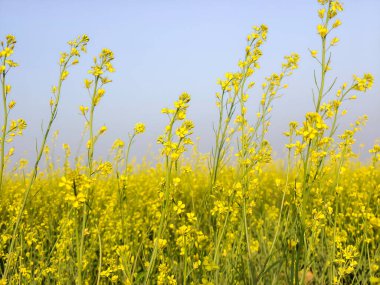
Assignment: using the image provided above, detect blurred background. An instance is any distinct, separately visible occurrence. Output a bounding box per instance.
[1,0,379,164]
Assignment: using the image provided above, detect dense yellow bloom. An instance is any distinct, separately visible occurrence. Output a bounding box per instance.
[0,2,378,285]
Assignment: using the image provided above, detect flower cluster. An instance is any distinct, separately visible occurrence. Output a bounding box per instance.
[158,92,194,161]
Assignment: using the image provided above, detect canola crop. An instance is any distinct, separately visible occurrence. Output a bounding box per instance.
[0,1,379,284]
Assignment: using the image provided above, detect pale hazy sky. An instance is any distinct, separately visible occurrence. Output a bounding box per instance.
[1,0,380,163]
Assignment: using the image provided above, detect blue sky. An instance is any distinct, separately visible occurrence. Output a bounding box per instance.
[1,0,380,163]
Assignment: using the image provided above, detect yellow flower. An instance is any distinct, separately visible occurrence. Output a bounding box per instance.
[84,79,92,88]
[58,177,72,190]
[105,62,115,72]
[97,88,105,97]
[8,100,16,109]
[6,34,16,45]
[134,122,146,134]
[317,24,328,37]
[179,92,191,103]
[5,85,11,94]
[330,37,339,46]
[5,59,18,67]
[333,19,342,28]
[353,73,374,91]
[70,47,79,56]
[173,177,181,186]
[112,138,125,149]
[177,111,186,120]
[61,70,69,81]
[79,105,88,115]
[1,47,13,57]
[186,212,198,223]
[176,126,188,138]
[173,201,185,214]
[318,8,325,19]
[99,125,107,134]
[89,66,103,76]
[331,1,343,13]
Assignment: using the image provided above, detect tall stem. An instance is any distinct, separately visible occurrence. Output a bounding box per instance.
[144,112,177,284]
[88,77,99,176]
[3,63,67,279]
[0,62,8,194]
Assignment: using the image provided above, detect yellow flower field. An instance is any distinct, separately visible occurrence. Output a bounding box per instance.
[0,0,379,284]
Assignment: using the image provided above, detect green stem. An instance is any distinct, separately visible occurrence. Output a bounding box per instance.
[124,133,136,176]
[144,111,177,284]
[0,58,8,194]
[76,211,83,285]
[3,62,68,279]
[88,76,99,176]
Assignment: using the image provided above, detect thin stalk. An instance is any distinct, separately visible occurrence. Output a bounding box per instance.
[124,133,136,176]
[0,61,8,194]
[76,213,83,285]
[144,110,177,284]
[96,227,102,285]
[183,236,188,285]
[3,61,69,279]
[87,77,99,176]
